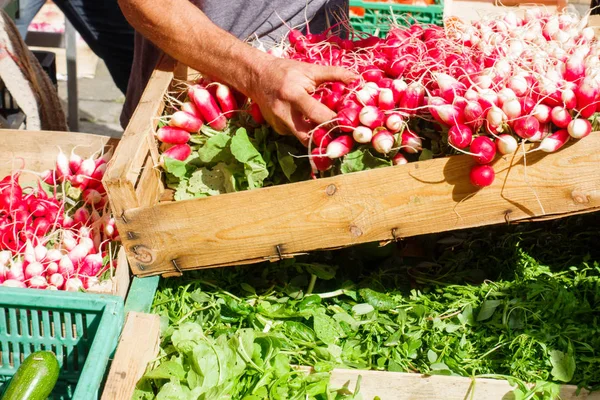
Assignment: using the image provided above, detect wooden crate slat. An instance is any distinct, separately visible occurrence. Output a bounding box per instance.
[103,56,174,216]
[101,312,160,400]
[119,135,600,276]
[0,129,116,179]
[322,368,600,400]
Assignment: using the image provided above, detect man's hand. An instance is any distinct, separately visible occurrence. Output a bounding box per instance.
[249,57,357,146]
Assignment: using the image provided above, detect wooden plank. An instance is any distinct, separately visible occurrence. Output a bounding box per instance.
[103,56,173,216]
[86,247,131,299]
[0,129,116,180]
[135,153,164,209]
[101,312,160,400]
[120,135,600,276]
[320,368,600,400]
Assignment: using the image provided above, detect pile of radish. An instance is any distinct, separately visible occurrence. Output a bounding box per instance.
[156,9,599,188]
[0,148,120,291]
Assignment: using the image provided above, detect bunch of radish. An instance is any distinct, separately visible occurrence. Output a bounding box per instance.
[155,78,255,164]
[0,148,120,291]
[156,9,599,188]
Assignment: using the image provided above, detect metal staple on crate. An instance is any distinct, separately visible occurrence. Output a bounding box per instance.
[276,245,284,261]
[171,259,183,274]
[391,228,399,242]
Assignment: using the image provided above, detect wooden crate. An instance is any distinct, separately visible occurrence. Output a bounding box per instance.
[104,57,600,278]
[103,312,600,400]
[0,129,130,298]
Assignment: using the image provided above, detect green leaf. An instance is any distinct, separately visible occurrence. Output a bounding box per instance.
[358,288,397,311]
[305,263,337,280]
[230,129,269,189]
[163,157,190,179]
[275,142,298,181]
[550,350,576,382]
[340,148,391,174]
[197,132,232,164]
[313,313,344,345]
[476,299,502,322]
[352,303,375,316]
[156,380,192,400]
[144,360,186,381]
[427,349,438,364]
[419,148,433,161]
[188,167,227,197]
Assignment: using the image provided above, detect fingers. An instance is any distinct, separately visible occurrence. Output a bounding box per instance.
[294,93,337,126]
[310,64,358,85]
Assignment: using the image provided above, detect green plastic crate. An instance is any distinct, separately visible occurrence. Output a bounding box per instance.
[349,0,445,37]
[0,288,124,400]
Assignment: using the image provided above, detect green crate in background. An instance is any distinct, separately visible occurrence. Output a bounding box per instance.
[349,0,445,37]
[0,289,124,400]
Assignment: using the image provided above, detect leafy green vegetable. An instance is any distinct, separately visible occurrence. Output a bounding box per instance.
[340,148,391,174]
[140,214,600,399]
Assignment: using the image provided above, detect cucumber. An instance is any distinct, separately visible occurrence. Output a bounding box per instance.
[1,351,59,400]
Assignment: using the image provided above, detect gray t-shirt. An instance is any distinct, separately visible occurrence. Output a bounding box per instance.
[120,0,348,128]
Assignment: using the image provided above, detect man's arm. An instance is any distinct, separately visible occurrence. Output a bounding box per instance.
[118,0,357,144]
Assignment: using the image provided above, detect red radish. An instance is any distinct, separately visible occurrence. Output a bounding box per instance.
[497,134,518,155]
[46,262,58,276]
[371,130,395,154]
[470,164,495,187]
[392,153,408,165]
[567,118,592,139]
[487,106,506,127]
[385,113,403,132]
[551,106,572,128]
[448,124,473,149]
[56,150,70,179]
[58,255,75,276]
[65,277,84,292]
[401,131,422,154]
[429,102,464,126]
[25,261,44,280]
[502,98,522,120]
[46,249,62,263]
[533,104,552,124]
[161,144,192,163]
[49,273,65,289]
[391,79,408,102]
[359,106,385,129]
[181,101,203,120]
[6,260,24,281]
[508,76,528,97]
[355,88,377,106]
[464,101,484,130]
[564,54,585,82]
[575,79,599,118]
[337,108,360,132]
[513,116,540,139]
[519,97,536,115]
[69,153,83,174]
[170,111,202,132]
[310,147,333,171]
[399,82,425,115]
[28,275,48,289]
[214,83,238,118]
[188,85,227,130]
[311,128,333,148]
[378,88,395,111]
[41,170,56,185]
[434,72,465,102]
[157,126,191,144]
[561,89,577,110]
[73,207,90,225]
[80,253,103,277]
[3,279,26,288]
[24,241,36,264]
[83,189,103,206]
[248,102,265,124]
[34,245,47,262]
[77,158,96,178]
[539,129,570,152]
[470,136,497,164]
[353,126,374,144]
[326,135,355,159]
[62,231,77,251]
[323,90,342,111]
